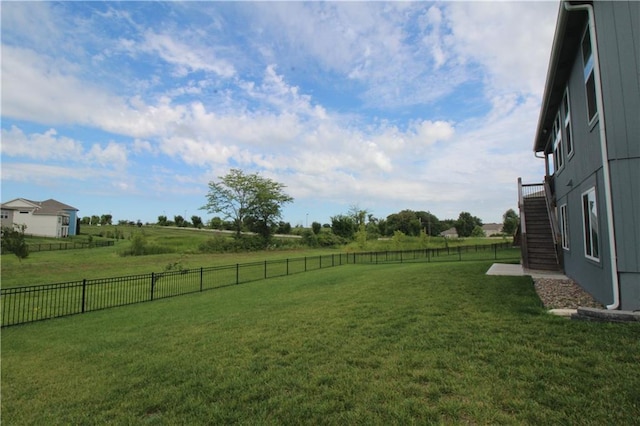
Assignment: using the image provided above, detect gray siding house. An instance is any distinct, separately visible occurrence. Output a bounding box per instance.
[519,1,639,310]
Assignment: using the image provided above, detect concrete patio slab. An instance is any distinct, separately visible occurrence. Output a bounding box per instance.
[486,263,569,280]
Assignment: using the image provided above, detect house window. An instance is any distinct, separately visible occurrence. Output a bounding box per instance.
[582,187,599,261]
[582,26,598,123]
[552,113,564,172]
[560,204,569,250]
[563,89,573,157]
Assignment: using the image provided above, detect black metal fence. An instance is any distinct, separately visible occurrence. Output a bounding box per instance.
[25,240,115,253]
[1,243,517,327]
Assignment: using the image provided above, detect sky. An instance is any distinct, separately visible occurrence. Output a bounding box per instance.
[1,1,560,227]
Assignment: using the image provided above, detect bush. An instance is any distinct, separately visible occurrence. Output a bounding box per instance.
[301,230,318,247]
[119,232,175,256]
[198,235,268,253]
[316,232,345,247]
[1,225,29,260]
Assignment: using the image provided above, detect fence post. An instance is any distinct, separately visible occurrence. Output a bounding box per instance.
[304,256,307,272]
[236,264,239,285]
[150,272,155,301]
[264,260,267,279]
[81,279,87,313]
[200,267,203,292]
[286,258,289,275]
[332,254,334,267]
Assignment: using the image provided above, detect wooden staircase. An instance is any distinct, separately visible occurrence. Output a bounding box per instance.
[522,195,561,271]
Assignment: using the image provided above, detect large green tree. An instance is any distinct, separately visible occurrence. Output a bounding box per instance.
[330,214,356,239]
[249,176,294,242]
[201,169,293,242]
[385,210,421,236]
[455,211,483,238]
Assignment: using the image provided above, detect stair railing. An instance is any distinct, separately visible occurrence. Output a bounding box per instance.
[543,177,561,245]
[517,178,529,268]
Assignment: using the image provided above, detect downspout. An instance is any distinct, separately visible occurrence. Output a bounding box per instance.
[563,1,620,309]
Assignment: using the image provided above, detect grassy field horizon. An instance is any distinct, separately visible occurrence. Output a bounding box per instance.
[1,225,514,288]
[2,261,639,424]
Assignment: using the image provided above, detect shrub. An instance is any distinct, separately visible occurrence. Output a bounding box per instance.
[316,232,345,247]
[119,232,175,256]
[1,224,29,260]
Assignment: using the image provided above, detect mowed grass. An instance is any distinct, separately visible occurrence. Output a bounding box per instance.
[2,261,639,425]
[1,224,512,288]
[0,244,341,288]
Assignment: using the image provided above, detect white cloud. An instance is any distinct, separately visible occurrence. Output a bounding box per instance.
[1,126,130,172]
[444,1,558,97]
[1,126,84,160]
[88,142,128,167]
[121,30,236,78]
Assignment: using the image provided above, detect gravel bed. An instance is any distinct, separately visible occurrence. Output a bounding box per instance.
[533,277,604,309]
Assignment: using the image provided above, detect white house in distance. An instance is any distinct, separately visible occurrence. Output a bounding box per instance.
[1,198,79,238]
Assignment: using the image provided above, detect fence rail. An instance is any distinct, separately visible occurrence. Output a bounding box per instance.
[22,240,115,253]
[1,243,517,327]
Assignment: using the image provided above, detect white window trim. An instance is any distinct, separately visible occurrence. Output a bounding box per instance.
[560,204,569,251]
[563,88,574,159]
[552,112,564,173]
[582,25,599,126]
[581,187,600,262]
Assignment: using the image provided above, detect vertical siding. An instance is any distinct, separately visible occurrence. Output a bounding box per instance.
[559,173,614,306]
[609,161,640,273]
[595,1,640,160]
[595,1,640,309]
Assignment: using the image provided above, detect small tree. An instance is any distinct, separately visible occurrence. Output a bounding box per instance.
[331,214,355,240]
[355,223,368,250]
[1,224,29,261]
[471,225,486,237]
[455,212,483,238]
[191,215,203,229]
[502,209,519,235]
[201,169,293,245]
[157,215,168,226]
[174,215,185,227]
[100,214,113,225]
[311,221,322,235]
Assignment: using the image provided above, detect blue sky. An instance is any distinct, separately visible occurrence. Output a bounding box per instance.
[1,1,559,226]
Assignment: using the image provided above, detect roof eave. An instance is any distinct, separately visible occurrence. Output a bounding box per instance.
[533,2,569,153]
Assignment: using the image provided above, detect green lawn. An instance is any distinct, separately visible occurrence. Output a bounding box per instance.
[1,225,513,288]
[2,261,638,424]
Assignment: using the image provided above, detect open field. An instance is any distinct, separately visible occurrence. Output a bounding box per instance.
[1,225,512,288]
[2,261,639,424]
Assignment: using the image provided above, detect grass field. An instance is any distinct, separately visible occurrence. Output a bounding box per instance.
[2,261,639,424]
[1,225,512,288]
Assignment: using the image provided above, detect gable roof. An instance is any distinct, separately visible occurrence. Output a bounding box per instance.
[1,198,78,215]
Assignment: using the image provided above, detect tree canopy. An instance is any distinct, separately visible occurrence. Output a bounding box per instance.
[201,169,293,243]
[502,208,519,235]
[455,212,483,238]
